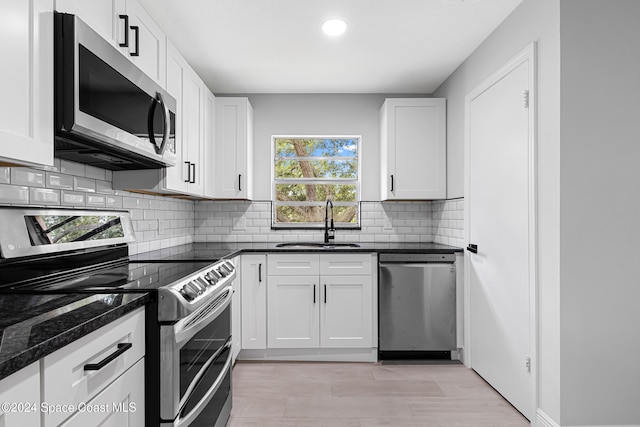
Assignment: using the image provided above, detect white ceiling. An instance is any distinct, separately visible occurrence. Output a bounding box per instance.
[138,0,523,94]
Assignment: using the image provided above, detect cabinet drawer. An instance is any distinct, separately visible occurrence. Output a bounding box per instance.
[268,254,319,275]
[59,358,145,427]
[42,307,145,427]
[319,253,373,275]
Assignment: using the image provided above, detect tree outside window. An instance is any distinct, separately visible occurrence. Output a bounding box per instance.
[273,136,360,227]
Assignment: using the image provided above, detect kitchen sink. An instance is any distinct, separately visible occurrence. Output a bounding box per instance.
[275,242,361,249]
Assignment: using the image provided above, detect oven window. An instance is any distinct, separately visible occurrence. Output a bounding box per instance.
[180,346,231,424]
[179,305,231,398]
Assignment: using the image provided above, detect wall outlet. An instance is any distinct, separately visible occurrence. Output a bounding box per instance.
[383,218,393,230]
[157,219,164,235]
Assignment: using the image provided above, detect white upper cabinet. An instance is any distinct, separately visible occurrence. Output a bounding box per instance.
[55,0,125,46]
[0,0,54,167]
[123,0,165,86]
[113,42,212,197]
[214,97,254,200]
[56,0,165,87]
[380,98,446,200]
[203,89,216,198]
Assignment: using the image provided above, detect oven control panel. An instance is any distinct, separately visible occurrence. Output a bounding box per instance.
[158,259,236,321]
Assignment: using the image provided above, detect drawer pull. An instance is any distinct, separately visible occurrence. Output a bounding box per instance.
[84,343,132,371]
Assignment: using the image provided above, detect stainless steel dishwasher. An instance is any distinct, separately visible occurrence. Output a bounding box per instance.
[379,253,456,360]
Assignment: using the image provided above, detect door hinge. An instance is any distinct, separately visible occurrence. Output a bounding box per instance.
[524,355,531,372]
[524,90,530,109]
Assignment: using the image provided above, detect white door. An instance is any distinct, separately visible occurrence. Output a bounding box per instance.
[466,46,535,420]
[320,275,373,348]
[267,275,319,348]
[240,254,267,350]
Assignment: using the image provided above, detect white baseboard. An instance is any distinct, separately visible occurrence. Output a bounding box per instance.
[537,410,560,427]
[536,409,640,427]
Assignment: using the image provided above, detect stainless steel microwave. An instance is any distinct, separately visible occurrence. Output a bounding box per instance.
[54,12,177,170]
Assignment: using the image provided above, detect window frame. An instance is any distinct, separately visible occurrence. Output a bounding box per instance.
[271,135,362,229]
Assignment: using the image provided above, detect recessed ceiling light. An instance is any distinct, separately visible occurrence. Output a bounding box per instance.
[322,19,347,36]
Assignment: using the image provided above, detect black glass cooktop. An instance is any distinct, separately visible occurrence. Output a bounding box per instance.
[2,261,212,293]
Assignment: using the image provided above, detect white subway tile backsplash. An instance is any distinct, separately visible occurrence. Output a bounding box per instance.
[106,195,123,208]
[85,165,106,181]
[60,160,85,177]
[46,172,74,190]
[30,188,60,205]
[61,190,86,206]
[74,176,96,193]
[0,184,29,203]
[86,194,106,207]
[11,169,45,187]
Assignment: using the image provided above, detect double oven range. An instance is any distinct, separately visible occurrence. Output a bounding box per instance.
[0,207,235,427]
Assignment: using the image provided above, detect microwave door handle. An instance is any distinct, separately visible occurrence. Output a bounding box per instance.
[149,92,170,155]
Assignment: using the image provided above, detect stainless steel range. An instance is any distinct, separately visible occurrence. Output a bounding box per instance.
[0,207,235,427]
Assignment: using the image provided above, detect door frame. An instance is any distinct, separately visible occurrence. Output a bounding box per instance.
[463,42,538,418]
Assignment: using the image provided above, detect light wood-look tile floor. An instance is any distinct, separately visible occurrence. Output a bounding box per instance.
[227,361,530,427]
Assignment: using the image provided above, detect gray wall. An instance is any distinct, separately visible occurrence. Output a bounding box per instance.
[559,1,640,424]
[238,93,426,201]
[433,0,561,422]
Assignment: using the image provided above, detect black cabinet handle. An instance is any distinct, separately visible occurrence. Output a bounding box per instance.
[184,161,191,183]
[258,263,262,283]
[190,163,196,184]
[313,284,316,304]
[118,15,129,47]
[130,25,139,56]
[238,174,242,191]
[466,244,478,254]
[324,284,327,304]
[84,343,132,371]
[390,175,394,192]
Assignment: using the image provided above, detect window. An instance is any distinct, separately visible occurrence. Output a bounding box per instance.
[272,136,360,228]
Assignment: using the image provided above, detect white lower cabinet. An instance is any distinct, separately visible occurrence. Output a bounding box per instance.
[267,275,319,348]
[230,255,241,363]
[42,308,145,427]
[265,253,374,352]
[59,359,144,427]
[321,275,373,348]
[0,362,40,427]
[240,254,267,349]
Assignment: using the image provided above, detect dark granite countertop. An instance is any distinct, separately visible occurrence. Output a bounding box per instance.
[0,292,149,381]
[131,241,463,263]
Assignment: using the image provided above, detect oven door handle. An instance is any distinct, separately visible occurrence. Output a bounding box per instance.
[174,342,233,427]
[174,286,232,347]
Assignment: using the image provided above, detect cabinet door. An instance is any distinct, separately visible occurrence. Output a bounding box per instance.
[231,255,241,362]
[55,0,126,47]
[0,0,53,167]
[59,359,145,427]
[164,41,188,193]
[267,275,319,348]
[0,363,40,427]
[124,0,165,86]
[214,97,253,199]
[203,88,216,198]
[381,98,446,200]
[240,254,267,349]
[320,275,373,348]
[182,65,205,195]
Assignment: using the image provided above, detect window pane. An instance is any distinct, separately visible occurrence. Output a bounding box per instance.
[275,184,356,203]
[275,138,357,158]
[275,159,357,179]
[275,205,358,224]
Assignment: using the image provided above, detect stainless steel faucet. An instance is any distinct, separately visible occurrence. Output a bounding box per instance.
[324,199,335,244]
